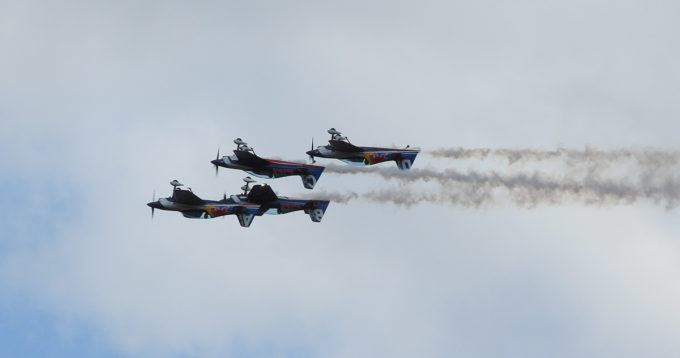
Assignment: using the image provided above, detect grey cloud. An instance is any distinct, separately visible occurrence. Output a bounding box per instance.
[3,0,680,357]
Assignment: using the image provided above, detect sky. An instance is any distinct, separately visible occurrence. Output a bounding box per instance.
[1,0,680,357]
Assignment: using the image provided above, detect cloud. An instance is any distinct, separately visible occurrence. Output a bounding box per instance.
[2,0,680,357]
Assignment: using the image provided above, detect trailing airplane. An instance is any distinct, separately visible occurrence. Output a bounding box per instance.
[306,128,420,170]
[147,178,330,228]
[244,180,330,223]
[212,138,325,189]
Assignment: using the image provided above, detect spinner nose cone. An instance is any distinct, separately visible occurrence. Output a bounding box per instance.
[147,201,163,209]
[306,150,316,156]
[211,159,220,166]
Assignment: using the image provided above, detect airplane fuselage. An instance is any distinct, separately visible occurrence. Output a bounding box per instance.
[147,184,330,225]
[307,145,420,170]
[212,150,324,189]
[148,197,259,219]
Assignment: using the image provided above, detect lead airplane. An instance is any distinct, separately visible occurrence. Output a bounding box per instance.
[147,178,330,227]
[306,128,421,170]
[147,179,261,227]
[211,138,325,189]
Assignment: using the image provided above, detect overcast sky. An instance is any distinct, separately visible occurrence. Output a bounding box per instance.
[2,0,680,357]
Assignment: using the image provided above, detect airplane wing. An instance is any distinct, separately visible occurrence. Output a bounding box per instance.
[173,189,205,205]
[328,140,364,153]
[234,150,270,167]
[246,184,279,203]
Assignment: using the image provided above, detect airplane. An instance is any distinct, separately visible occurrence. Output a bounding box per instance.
[242,179,330,222]
[147,178,330,227]
[147,179,261,227]
[211,138,325,189]
[306,128,421,170]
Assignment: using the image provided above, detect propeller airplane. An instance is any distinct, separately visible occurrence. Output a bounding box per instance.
[212,138,325,189]
[306,128,420,170]
[147,179,261,227]
[147,177,330,227]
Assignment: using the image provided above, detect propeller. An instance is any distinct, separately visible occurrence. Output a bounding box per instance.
[213,148,220,176]
[151,189,155,219]
[309,138,316,163]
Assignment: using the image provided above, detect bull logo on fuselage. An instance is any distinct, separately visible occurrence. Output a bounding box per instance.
[363,152,388,164]
[206,205,230,217]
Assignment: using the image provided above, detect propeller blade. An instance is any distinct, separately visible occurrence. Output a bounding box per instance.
[309,138,316,163]
[214,148,220,176]
[151,190,155,219]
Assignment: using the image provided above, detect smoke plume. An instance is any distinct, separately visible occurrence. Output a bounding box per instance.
[427,147,680,168]
[319,164,680,209]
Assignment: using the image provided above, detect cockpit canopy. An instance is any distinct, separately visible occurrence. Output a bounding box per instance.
[233,138,254,152]
[328,128,349,142]
[238,144,254,152]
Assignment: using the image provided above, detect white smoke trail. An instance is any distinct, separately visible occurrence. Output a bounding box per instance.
[303,189,359,204]
[426,147,680,168]
[318,164,680,209]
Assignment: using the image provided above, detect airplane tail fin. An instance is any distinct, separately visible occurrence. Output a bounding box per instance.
[304,200,330,222]
[236,206,259,228]
[395,152,419,170]
[301,165,325,189]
